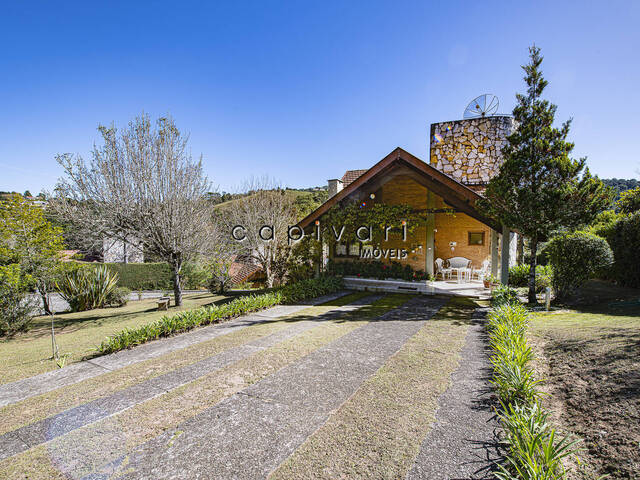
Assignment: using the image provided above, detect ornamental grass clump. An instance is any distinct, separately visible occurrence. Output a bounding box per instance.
[487,304,581,479]
[97,276,343,354]
[57,265,119,312]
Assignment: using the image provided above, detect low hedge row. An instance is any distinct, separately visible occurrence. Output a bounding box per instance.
[487,304,580,478]
[327,260,432,281]
[105,262,173,290]
[97,275,343,355]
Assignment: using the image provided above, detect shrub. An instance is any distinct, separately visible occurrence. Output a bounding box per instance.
[509,264,553,293]
[0,264,37,336]
[180,262,209,290]
[547,231,614,300]
[279,275,343,304]
[57,265,119,312]
[327,260,432,282]
[608,211,640,288]
[104,262,172,290]
[491,284,520,306]
[97,276,343,354]
[106,287,131,307]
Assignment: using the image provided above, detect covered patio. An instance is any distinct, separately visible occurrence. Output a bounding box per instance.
[342,276,492,299]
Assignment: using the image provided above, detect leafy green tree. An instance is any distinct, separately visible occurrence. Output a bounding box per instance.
[483,46,614,303]
[617,187,640,214]
[0,264,37,336]
[0,194,65,314]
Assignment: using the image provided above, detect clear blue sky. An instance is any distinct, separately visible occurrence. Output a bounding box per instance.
[1,1,639,194]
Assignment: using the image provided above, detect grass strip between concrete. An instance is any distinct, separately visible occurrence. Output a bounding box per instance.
[270,296,474,480]
[0,292,367,436]
[0,293,405,480]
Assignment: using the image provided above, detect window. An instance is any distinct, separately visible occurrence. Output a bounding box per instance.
[348,243,361,256]
[468,232,485,246]
[335,242,361,257]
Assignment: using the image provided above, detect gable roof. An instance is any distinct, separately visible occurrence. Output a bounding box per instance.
[341,169,368,187]
[299,147,502,231]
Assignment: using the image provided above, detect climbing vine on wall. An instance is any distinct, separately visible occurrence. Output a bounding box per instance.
[318,202,429,245]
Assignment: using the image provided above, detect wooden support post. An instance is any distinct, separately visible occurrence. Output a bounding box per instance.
[501,225,511,284]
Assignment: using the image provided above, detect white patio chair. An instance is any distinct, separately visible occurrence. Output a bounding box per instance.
[447,257,472,282]
[472,259,490,281]
[435,258,452,280]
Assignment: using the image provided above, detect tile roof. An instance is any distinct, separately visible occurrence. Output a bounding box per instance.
[341,169,368,187]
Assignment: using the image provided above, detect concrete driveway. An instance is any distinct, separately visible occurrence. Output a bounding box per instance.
[0,292,499,479]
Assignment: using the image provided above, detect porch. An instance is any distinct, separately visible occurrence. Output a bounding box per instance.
[343,276,491,299]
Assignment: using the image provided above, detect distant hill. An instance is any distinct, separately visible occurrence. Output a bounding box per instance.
[213,187,328,221]
[602,178,640,201]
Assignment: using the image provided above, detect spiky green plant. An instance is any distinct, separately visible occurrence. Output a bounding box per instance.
[57,265,119,312]
[495,402,581,480]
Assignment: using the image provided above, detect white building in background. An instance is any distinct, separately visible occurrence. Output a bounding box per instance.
[103,236,144,263]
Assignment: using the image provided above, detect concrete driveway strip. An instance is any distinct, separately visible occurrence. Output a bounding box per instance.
[112,297,445,480]
[0,294,377,461]
[0,291,350,408]
[406,308,501,480]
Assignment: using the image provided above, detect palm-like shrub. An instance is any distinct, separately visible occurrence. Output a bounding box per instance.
[57,265,119,312]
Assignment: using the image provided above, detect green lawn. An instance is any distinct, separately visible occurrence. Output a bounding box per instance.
[529,280,640,479]
[0,292,228,385]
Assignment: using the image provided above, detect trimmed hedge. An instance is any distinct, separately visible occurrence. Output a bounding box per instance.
[547,231,614,300]
[609,212,640,288]
[327,260,432,282]
[97,275,343,354]
[105,262,172,290]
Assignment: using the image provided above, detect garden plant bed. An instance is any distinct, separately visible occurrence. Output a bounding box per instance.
[529,281,640,479]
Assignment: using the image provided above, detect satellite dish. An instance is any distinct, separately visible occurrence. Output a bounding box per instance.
[463,94,499,119]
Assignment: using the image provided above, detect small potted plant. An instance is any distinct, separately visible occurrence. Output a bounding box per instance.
[483,274,498,289]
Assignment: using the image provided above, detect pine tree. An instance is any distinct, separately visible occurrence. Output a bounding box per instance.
[483,46,614,303]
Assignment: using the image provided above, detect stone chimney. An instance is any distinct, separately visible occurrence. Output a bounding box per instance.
[429,115,515,184]
[327,179,343,198]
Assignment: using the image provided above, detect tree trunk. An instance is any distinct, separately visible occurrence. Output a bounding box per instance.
[516,235,524,265]
[170,257,183,307]
[264,266,274,288]
[528,237,538,304]
[38,282,52,315]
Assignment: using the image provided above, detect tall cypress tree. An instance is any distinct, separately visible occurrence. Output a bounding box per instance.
[484,46,613,303]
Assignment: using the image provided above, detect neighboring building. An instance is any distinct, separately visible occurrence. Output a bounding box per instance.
[103,236,144,263]
[299,115,518,281]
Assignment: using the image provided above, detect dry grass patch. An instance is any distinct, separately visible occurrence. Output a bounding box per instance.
[270,296,476,480]
[0,292,228,384]
[0,446,67,480]
[0,292,367,435]
[529,303,640,480]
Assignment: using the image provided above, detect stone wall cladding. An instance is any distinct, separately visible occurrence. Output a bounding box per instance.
[430,116,514,184]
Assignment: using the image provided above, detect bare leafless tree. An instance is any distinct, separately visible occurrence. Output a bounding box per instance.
[50,115,216,306]
[221,177,297,288]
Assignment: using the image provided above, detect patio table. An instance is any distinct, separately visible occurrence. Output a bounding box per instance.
[454,267,471,283]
